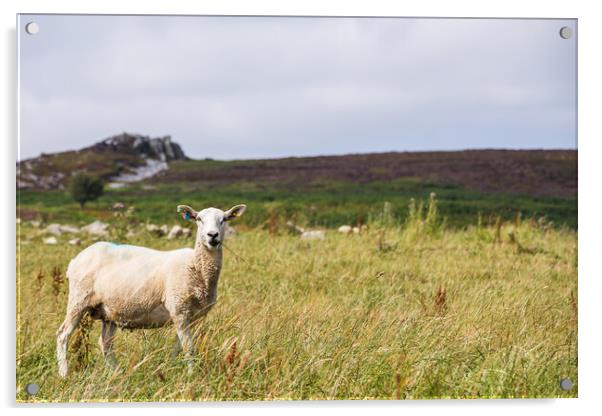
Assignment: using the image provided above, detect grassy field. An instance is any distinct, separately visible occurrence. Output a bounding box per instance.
[18,177,577,230]
[16,200,577,401]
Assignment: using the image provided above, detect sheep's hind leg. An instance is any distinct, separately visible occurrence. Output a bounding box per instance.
[56,304,87,378]
[171,335,182,358]
[99,321,119,370]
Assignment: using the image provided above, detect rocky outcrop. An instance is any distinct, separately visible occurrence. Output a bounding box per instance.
[95,133,188,162]
[16,133,188,189]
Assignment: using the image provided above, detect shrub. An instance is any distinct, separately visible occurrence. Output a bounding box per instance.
[405,193,444,236]
[69,174,104,208]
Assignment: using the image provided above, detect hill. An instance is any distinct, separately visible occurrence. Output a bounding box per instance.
[17,133,187,190]
[16,135,577,228]
[158,149,577,199]
[17,133,576,199]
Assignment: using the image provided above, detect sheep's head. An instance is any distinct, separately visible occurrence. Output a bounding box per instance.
[177,204,246,250]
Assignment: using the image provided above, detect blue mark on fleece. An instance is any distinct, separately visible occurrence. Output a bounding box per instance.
[184,212,191,220]
[108,242,126,247]
[106,242,134,260]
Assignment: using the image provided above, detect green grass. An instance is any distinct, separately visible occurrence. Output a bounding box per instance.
[16,215,577,401]
[17,178,577,229]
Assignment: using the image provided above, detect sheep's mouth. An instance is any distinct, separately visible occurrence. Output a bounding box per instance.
[208,239,221,248]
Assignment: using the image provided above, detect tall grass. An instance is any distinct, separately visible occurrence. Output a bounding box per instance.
[16,208,577,401]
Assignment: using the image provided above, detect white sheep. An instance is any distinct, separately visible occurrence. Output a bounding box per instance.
[56,203,247,377]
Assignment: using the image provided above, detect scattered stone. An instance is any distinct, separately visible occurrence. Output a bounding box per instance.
[45,223,63,236]
[61,225,80,234]
[81,220,109,237]
[29,221,41,228]
[300,230,326,240]
[352,226,360,234]
[68,238,81,246]
[167,225,184,240]
[160,224,169,235]
[146,224,166,237]
[112,202,125,210]
[182,228,192,238]
[338,225,352,234]
[44,223,80,235]
[43,236,58,245]
[126,229,138,239]
[286,221,305,235]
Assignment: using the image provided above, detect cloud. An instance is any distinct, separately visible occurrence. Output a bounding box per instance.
[19,15,576,160]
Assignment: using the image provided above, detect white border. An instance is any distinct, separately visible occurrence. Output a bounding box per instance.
[3,1,600,415]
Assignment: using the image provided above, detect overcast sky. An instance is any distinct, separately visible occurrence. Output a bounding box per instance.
[18,15,576,160]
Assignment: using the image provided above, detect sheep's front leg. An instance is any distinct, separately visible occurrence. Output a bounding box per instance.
[98,321,118,370]
[56,305,87,378]
[173,315,194,373]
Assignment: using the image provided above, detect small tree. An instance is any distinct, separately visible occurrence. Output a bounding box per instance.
[69,174,104,208]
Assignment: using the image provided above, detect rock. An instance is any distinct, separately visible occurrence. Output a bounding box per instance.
[43,236,58,245]
[126,229,138,239]
[286,221,305,235]
[60,225,80,234]
[112,159,167,183]
[352,227,360,234]
[45,223,63,236]
[68,238,81,246]
[146,223,166,237]
[300,230,326,240]
[98,133,188,162]
[81,220,109,237]
[46,223,80,235]
[182,228,192,238]
[16,133,188,190]
[29,221,41,228]
[167,225,184,240]
[338,225,352,234]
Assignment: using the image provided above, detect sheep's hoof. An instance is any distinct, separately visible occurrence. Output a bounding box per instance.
[104,357,120,372]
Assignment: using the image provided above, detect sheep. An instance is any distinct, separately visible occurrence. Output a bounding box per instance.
[56,203,247,377]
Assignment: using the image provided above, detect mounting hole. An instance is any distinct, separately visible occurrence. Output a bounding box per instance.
[25,383,40,395]
[559,26,573,39]
[560,378,573,391]
[25,22,39,35]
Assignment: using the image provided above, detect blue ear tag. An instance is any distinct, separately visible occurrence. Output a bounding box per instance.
[184,212,190,220]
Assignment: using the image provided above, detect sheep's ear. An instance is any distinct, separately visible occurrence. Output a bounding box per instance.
[177,205,197,221]
[224,204,246,221]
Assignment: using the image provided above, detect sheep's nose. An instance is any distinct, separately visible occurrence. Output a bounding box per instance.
[207,231,219,239]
